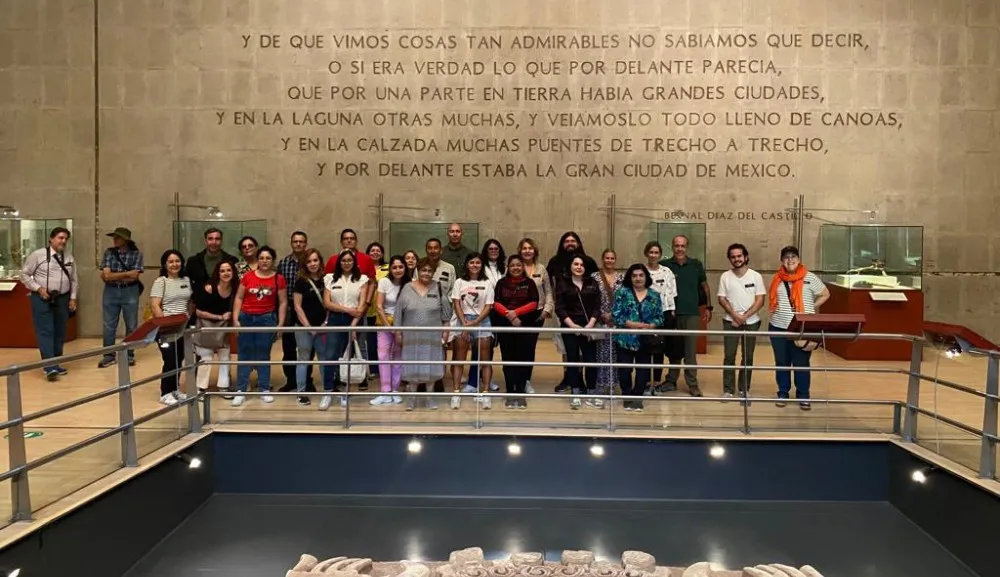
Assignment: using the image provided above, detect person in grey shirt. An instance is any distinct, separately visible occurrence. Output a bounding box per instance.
[20,227,78,380]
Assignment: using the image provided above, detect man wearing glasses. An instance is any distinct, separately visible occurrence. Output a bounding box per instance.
[277,231,315,393]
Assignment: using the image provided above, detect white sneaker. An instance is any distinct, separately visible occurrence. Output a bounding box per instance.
[722,392,734,402]
[392,395,403,404]
[159,393,178,406]
[370,395,393,405]
[450,395,461,410]
[231,395,245,407]
[489,381,499,391]
[318,395,332,411]
[525,382,535,394]
[570,397,581,410]
[482,397,492,410]
[173,391,188,401]
[461,376,468,385]
[261,395,275,403]
[339,395,348,407]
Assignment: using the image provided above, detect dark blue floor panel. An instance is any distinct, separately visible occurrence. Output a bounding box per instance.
[124,495,976,577]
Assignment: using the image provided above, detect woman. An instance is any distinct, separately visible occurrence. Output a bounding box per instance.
[768,246,830,410]
[403,250,419,278]
[322,250,370,410]
[150,250,194,406]
[518,238,554,393]
[292,248,327,406]
[365,242,389,384]
[591,249,623,408]
[554,255,601,409]
[192,260,237,395]
[236,235,259,278]
[450,253,494,409]
[612,264,663,412]
[481,239,506,287]
[232,245,287,407]
[643,241,678,388]
[394,258,453,411]
[371,255,409,406]
[492,254,540,409]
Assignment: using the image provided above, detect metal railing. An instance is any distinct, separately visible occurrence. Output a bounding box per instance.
[0,323,996,529]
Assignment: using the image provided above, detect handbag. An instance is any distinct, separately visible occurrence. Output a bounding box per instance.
[338,339,369,384]
[191,317,229,350]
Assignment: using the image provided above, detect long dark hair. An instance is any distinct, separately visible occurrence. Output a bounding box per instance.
[386,255,411,287]
[460,252,485,282]
[210,260,239,295]
[297,248,325,281]
[158,249,185,278]
[481,238,506,275]
[332,249,361,282]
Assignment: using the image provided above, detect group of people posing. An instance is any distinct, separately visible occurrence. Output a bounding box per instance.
[25,224,830,412]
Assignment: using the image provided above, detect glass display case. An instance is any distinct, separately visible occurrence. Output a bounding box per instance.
[172,220,267,259]
[820,224,923,290]
[0,218,74,281]
[651,221,707,264]
[388,222,479,256]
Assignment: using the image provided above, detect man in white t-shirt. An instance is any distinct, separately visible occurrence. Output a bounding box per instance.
[717,243,766,398]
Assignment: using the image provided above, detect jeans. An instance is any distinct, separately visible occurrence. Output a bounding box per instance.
[194,345,230,390]
[322,312,354,391]
[666,314,700,387]
[159,336,185,396]
[616,347,652,397]
[769,324,812,399]
[281,306,313,387]
[376,331,402,392]
[365,316,380,377]
[236,311,277,392]
[293,331,324,392]
[29,293,70,371]
[722,320,761,394]
[102,284,140,359]
[497,330,538,394]
[562,330,597,394]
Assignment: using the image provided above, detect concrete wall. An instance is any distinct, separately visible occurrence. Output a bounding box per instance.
[2,0,999,339]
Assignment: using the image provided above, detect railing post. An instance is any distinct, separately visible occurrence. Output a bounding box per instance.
[117,348,138,467]
[902,339,922,442]
[979,355,999,478]
[345,327,352,429]
[892,403,902,436]
[184,336,201,434]
[7,373,32,521]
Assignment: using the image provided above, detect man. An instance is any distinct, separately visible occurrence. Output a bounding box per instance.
[277,231,315,393]
[717,243,765,399]
[97,227,144,368]
[441,222,474,272]
[21,227,78,381]
[325,228,377,388]
[184,227,238,301]
[660,235,712,397]
[424,237,456,396]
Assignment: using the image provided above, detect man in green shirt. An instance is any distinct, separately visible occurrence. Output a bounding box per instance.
[441,222,474,272]
[660,235,712,396]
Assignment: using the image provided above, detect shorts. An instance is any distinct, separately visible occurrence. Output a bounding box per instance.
[450,313,493,341]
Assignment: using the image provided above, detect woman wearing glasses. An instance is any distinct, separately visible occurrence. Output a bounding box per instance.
[236,236,259,278]
[394,258,453,411]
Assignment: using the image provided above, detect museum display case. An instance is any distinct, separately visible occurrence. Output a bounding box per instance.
[819,224,924,361]
[0,217,78,347]
[651,221,709,353]
[819,224,923,290]
[388,222,479,255]
[173,220,267,258]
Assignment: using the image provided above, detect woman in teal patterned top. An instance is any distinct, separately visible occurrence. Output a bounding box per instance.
[612,263,663,411]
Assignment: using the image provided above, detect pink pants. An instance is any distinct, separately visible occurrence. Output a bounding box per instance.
[377,331,402,392]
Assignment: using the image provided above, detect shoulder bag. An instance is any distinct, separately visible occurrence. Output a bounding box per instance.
[635,289,666,355]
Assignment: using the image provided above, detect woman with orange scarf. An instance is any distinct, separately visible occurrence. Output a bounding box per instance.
[767,246,830,410]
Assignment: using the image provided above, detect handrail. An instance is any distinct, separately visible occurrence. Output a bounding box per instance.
[0,342,139,377]
[913,373,994,399]
[911,406,986,438]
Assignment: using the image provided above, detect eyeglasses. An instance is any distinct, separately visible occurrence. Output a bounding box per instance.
[241,244,256,250]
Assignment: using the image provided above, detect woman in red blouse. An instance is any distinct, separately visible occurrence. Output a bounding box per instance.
[491,255,540,409]
[231,245,287,406]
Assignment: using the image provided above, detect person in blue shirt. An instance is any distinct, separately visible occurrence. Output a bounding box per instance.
[612,263,664,412]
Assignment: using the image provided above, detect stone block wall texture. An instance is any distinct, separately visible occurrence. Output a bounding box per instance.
[1,0,999,338]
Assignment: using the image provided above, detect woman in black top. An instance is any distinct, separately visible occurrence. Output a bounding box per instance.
[193,261,238,392]
[491,255,540,409]
[554,255,601,409]
[292,248,327,406]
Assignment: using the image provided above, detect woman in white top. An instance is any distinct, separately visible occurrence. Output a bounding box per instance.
[322,250,370,410]
[450,253,495,409]
[150,250,194,406]
[517,238,554,393]
[370,255,409,406]
[643,241,679,386]
[481,238,506,287]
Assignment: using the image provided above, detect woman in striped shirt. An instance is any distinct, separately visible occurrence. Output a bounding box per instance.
[150,250,194,406]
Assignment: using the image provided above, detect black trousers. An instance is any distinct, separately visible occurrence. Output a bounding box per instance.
[617,346,652,397]
[562,331,597,393]
[497,331,539,394]
[653,311,683,382]
[160,336,185,396]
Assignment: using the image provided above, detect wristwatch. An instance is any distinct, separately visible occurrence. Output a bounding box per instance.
[706,305,714,311]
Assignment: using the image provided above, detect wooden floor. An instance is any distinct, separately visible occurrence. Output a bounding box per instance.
[0,336,992,527]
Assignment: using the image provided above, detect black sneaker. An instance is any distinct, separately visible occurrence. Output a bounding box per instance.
[45,370,58,382]
[554,382,569,393]
[297,396,311,406]
[659,382,678,393]
[518,398,528,409]
[799,401,812,411]
[128,357,136,367]
[97,356,116,368]
[504,398,515,409]
[54,366,69,376]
